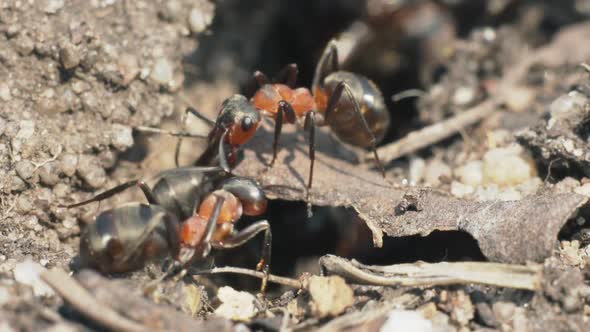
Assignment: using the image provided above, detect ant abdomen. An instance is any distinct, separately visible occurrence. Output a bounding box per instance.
[322,71,390,148]
[79,203,180,273]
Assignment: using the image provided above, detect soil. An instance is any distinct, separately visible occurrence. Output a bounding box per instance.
[1,0,590,331]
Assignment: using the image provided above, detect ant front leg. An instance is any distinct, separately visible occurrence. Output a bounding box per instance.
[270,101,296,167]
[63,179,159,208]
[211,220,272,294]
[326,81,386,178]
[175,106,216,167]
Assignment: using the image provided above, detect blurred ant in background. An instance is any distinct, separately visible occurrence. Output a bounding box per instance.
[64,165,272,293]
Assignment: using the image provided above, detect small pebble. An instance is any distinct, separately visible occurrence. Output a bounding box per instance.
[15,160,35,180]
[60,42,81,70]
[59,153,78,177]
[483,145,535,186]
[13,259,54,297]
[77,155,106,189]
[10,175,27,192]
[505,86,534,113]
[110,124,134,151]
[188,5,215,34]
[451,181,474,198]
[549,91,587,119]
[308,275,354,318]
[14,34,35,55]
[0,83,11,101]
[117,54,139,86]
[151,58,174,86]
[380,310,434,332]
[455,160,483,186]
[41,0,65,14]
[16,120,35,140]
[53,183,70,198]
[214,286,258,321]
[408,157,426,185]
[452,86,476,106]
[575,183,590,197]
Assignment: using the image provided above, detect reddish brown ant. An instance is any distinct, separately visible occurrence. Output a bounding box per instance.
[180,39,390,208]
[65,166,272,293]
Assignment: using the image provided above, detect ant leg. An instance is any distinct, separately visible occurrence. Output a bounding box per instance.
[134,126,208,139]
[274,63,298,88]
[63,179,158,208]
[211,220,271,294]
[253,71,270,87]
[326,81,386,178]
[303,111,316,217]
[175,107,216,167]
[270,101,296,167]
[190,195,225,261]
[312,39,339,92]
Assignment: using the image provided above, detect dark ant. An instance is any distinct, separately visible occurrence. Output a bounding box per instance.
[65,166,272,293]
[176,39,390,207]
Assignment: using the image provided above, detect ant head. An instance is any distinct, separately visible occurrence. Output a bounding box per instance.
[218,94,261,145]
[219,177,267,216]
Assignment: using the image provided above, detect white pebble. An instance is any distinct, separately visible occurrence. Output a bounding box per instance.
[455,160,483,186]
[451,181,474,198]
[380,310,434,332]
[214,286,258,321]
[408,157,426,185]
[151,58,174,85]
[42,0,65,14]
[483,145,535,186]
[16,120,35,140]
[13,259,54,297]
[110,124,133,151]
[452,86,476,106]
[0,83,11,101]
[188,6,214,34]
[574,183,590,197]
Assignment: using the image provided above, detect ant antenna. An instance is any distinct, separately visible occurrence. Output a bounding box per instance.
[391,89,426,102]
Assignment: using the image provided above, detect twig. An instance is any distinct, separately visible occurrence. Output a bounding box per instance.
[192,266,302,289]
[367,99,496,163]
[41,269,157,332]
[319,255,542,291]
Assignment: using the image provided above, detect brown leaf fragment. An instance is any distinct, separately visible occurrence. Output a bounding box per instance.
[234,124,588,263]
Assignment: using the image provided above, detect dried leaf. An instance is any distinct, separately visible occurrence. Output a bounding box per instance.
[234,123,588,263]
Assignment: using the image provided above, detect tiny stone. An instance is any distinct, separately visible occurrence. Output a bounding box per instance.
[455,160,483,186]
[16,120,35,140]
[0,83,11,101]
[188,5,214,34]
[59,153,78,177]
[452,86,476,106]
[504,86,534,113]
[71,80,91,94]
[483,145,535,186]
[15,34,35,55]
[308,275,354,318]
[214,286,258,321]
[110,124,133,151]
[60,42,81,70]
[41,0,65,14]
[451,181,474,198]
[380,310,433,332]
[117,54,139,86]
[15,160,35,180]
[151,58,174,85]
[52,183,70,197]
[77,155,106,188]
[16,196,34,214]
[408,157,426,184]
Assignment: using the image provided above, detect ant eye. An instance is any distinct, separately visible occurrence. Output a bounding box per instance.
[241,117,254,131]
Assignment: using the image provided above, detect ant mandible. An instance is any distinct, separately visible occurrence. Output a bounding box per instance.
[184,38,390,204]
[65,166,272,293]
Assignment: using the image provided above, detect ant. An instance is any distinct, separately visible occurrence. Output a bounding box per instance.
[64,166,272,293]
[175,38,390,206]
